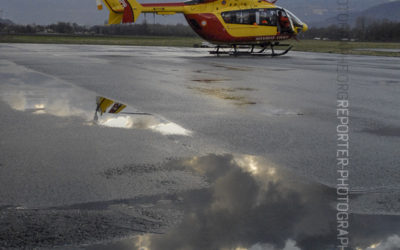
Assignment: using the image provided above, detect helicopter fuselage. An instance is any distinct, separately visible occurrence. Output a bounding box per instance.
[101,0,308,45]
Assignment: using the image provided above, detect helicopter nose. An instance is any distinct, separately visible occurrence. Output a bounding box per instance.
[302,23,308,32]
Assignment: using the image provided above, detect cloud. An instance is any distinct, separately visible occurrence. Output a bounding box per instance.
[249,239,301,250]
[143,155,336,250]
[132,155,400,250]
[365,235,400,250]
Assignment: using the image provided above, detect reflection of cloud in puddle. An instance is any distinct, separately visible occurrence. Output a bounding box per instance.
[1,85,192,136]
[249,240,300,250]
[1,88,90,119]
[45,99,88,118]
[363,235,400,250]
[135,235,151,250]
[95,114,192,136]
[126,154,320,250]
[235,155,262,175]
[123,154,400,250]
[150,122,192,136]
[98,116,134,129]
[2,91,32,111]
[0,60,192,137]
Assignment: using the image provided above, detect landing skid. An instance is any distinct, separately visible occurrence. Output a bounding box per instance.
[210,43,293,57]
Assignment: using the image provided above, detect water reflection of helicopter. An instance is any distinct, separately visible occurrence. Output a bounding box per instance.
[93,96,192,135]
[96,0,308,56]
[94,96,151,122]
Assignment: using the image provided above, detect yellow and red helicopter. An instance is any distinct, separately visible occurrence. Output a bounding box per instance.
[96,0,308,56]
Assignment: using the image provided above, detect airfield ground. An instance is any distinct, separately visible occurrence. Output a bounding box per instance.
[0,44,399,249]
[1,34,400,56]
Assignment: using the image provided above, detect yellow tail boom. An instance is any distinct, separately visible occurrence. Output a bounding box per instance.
[99,0,185,24]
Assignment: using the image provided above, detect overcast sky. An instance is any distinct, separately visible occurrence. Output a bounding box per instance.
[0,0,186,25]
[0,0,395,25]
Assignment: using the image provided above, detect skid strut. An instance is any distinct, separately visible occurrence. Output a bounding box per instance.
[210,43,293,57]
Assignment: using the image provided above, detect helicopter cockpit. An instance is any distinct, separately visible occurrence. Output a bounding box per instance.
[221,8,306,34]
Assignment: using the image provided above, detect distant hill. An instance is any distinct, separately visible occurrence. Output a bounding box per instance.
[278,0,396,24]
[0,18,13,25]
[310,0,400,27]
[360,1,400,22]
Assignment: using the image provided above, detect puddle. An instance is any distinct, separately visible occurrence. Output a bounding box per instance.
[93,96,191,136]
[0,61,192,136]
[0,204,181,249]
[211,63,252,71]
[1,154,399,249]
[92,154,400,250]
[191,79,231,83]
[234,87,255,91]
[375,79,400,86]
[188,86,256,106]
[354,48,400,53]
[362,127,400,137]
[1,59,399,249]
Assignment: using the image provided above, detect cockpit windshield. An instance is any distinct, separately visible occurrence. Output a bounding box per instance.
[284,9,303,27]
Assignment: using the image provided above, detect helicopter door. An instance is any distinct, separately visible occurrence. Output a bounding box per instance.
[277,9,294,34]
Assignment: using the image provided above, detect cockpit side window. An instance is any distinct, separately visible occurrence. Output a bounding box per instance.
[284,9,303,27]
[185,0,214,5]
[259,9,277,26]
[222,10,256,24]
[185,0,199,5]
[222,9,278,26]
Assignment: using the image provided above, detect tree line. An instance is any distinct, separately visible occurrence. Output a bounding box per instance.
[1,17,400,42]
[303,17,400,42]
[0,21,197,37]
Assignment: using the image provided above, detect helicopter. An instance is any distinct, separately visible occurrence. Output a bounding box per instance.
[96,0,308,56]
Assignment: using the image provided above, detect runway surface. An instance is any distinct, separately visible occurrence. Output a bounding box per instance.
[0,44,399,249]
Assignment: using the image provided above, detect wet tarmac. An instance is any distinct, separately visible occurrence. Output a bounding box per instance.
[354,48,400,53]
[0,44,399,249]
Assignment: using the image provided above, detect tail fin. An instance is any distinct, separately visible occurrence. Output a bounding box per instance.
[100,0,142,24]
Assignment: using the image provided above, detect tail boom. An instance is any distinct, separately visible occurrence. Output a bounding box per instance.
[100,0,186,24]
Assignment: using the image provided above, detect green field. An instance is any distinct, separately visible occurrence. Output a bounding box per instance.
[288,39,400,57]
[1,34,399,56]
[0,34,202,47]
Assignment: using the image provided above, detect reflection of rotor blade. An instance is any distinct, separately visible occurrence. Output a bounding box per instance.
[120,112,152,116]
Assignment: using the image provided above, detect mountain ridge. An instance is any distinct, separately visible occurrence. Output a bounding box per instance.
[309,0,400,27]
